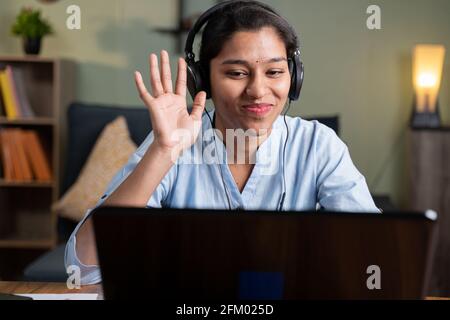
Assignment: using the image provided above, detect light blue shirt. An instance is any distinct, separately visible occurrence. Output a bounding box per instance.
[65,111,380,285]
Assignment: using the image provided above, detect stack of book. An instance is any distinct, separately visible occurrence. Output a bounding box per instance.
[0,128,52,182]
[0,65,36,120]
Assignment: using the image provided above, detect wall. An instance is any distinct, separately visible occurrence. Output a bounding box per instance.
[1,0,449,207]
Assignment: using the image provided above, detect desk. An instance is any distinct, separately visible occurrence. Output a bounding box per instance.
[0,282,103,299]
[0,282,449,300]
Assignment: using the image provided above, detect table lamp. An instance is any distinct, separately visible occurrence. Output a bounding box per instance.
[411,44,446,128]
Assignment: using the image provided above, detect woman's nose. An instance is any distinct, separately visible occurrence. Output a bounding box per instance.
[245,73,268,98]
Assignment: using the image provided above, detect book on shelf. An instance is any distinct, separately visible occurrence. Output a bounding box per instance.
[6,66,23,119]
[0,130,14,180]
[0,65,36,120]
[12,129,33,181]
[0,84,5,117]
[0,69,19,120]
[23,130,52,182]
[6,129,24,181]
[11,67,35,118]
[0,128,52,182]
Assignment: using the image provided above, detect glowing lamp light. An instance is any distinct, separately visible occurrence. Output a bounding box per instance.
[411,44,446,128]
[417,73,437,88]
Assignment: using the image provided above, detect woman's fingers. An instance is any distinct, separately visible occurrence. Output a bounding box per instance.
[190,91,206,121]
[160,50,173,93]
[148,51,185,98]
[149,53,164,96]
[134,71,154,105]
[175,58,187,97]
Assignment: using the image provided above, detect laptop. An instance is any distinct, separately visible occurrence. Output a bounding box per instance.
[92,207,438,300]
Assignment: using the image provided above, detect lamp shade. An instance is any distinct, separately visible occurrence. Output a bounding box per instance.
[413,44,446,113]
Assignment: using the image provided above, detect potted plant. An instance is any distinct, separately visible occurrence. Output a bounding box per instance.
[11,7,54,55]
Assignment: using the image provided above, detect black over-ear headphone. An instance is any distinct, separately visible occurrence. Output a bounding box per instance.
[184,0,304,101]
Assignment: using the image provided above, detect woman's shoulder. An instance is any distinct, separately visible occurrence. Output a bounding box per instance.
[275,115,341,145]
[274,115,349,164]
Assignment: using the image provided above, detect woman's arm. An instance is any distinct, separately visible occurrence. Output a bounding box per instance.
[74,50,207,267]
[75,142,176,265]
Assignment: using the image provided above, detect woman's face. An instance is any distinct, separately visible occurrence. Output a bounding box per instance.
[210,26,291,135]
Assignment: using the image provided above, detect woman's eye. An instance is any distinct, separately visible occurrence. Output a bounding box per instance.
[225,70,285,78]
[226,71,247,77]
[267,70,285,77]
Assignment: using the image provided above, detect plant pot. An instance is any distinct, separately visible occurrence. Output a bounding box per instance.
[23,37,42,55]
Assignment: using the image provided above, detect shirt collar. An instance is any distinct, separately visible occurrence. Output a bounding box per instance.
[200,109,285,163]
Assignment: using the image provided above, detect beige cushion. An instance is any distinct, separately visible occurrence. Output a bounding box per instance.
[52,116,137,222]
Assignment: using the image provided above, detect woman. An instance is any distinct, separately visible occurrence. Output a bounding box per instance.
[66,0,379,285]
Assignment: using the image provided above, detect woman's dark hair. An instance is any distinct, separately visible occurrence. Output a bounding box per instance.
[199,0,299,88]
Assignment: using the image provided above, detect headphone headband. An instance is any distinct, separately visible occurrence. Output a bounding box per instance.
[185,0,297,59]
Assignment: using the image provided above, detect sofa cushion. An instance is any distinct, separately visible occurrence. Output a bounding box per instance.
[57,103,152,239]
[53,116,137,222]
[61,103,152,197]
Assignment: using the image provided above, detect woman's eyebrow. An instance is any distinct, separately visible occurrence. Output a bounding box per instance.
[221,57,287,66]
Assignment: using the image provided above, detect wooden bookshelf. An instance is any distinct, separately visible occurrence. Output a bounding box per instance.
[0,211,54,249]
[0,56,75,261]
[0,117,55,126]
[0,179,54,188]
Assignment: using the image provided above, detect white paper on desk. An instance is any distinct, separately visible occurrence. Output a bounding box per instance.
[16,293,98,300]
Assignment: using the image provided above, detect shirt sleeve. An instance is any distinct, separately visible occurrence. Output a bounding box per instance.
[314,123,380,213]
[64,131,176,285]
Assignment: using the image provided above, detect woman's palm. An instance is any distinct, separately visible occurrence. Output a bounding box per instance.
[134,50,206,152]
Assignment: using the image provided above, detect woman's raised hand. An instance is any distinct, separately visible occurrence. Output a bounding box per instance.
[134,50,206,155]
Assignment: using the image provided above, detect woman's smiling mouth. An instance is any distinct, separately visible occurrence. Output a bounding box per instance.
[242,103,273,116]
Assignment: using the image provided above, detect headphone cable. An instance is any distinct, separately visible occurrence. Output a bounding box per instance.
[205,109,233,210]
[278,99,291,211]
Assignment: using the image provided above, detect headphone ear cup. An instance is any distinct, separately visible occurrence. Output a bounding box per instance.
[196,61,212,99]
[186,59,203,100]
[186,60,211,100]
[288,58,294,75]
[288,53,304,101]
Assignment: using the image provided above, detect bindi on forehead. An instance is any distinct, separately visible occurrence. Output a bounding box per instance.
[221,57,287,66]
